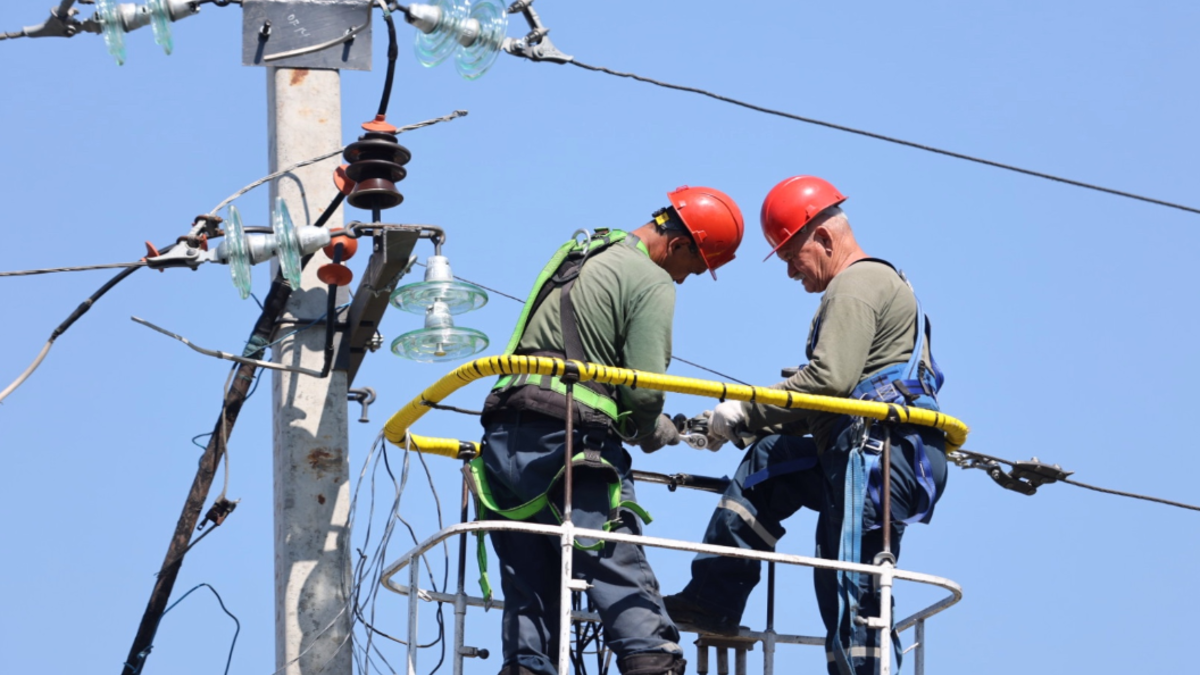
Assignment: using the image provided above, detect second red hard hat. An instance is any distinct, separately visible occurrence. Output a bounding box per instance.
[760,176,847,261]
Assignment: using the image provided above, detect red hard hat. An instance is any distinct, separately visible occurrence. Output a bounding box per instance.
[760,176,847,261]
[667,185,745,279]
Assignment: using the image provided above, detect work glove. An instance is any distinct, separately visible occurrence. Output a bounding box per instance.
[708,400,747,442]
[637,414,681,453]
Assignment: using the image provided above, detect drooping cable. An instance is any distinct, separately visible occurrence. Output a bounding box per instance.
[415,262,750,383]
[0,261,147,277]
[376,0,399,117]
[952,448,1200,513]
[567,60,1200,216]
[0,256,157,404]
[127,583,241,675]
[207,110,467,216]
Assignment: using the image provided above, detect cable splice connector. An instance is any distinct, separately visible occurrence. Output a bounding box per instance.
[502,0,571,63]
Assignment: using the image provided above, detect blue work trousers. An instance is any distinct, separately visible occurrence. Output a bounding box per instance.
[680,424,947,675]
[481,410,682,675]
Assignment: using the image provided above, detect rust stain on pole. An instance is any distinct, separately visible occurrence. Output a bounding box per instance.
[290,68,310,86]
[317,494,326,505]
[306,448,342,476]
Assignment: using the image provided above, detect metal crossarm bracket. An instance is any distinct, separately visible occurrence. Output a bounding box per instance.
[338,227,419,384]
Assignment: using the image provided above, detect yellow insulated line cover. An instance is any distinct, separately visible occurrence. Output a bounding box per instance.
[383,356,970,460]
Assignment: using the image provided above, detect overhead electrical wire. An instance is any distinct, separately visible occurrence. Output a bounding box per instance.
[0,111,463,404]
[0,261,147,277]
[422,263,751,385]
[566,60,1200,217]
[126,583,240,675]
[953,448,1200,513]
[0,260,154,404]
[207,110,467,217]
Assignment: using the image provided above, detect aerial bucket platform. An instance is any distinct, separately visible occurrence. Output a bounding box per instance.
[379,355,971,675]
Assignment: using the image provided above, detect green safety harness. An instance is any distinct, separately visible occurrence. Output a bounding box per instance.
[469,229,655,601]
[463,450,653,601]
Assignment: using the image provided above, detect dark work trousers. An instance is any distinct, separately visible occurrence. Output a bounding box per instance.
[678,423,947,675]
[481,410,683,675]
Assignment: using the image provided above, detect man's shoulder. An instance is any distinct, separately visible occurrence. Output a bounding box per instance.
[825,259,909,311]
[591,238,670,282]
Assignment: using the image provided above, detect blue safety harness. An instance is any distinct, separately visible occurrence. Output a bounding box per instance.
[834,262,944,674]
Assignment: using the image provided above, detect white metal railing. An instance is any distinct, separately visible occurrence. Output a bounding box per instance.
[380,519,962,675]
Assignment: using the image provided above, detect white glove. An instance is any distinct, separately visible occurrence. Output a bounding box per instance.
[708,400,747,441]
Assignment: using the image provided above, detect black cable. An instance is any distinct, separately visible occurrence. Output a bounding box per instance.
[668,356,749,386]
[1,246,171,403]
[421,400,483,416]
[377,9,399,117]
[128,583,241,675]
[0,261,147,277]
[568,60,1200,216]
[415,261,748,382]
[1061,477,1200,513]
[954,449,1200,513]
[314,192,346,230]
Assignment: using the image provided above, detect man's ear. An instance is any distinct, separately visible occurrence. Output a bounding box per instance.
[812,225,834,253]
[667,235,687,254]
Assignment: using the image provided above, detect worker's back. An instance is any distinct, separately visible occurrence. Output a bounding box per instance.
[516,236,676,437]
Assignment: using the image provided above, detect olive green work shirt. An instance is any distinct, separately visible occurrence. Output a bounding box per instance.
[516,235,676,439]
[742,259,930,451]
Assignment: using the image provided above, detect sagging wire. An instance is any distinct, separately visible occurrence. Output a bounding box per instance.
[125,583,240,675]
[951,448,1200,513]
[422,400,483,416]
[340,430,450,675]
[412,261,751,386]
[376,0,399,118]
[207,110,467,217]
[0,261,147,276]
[131,316,326,378]
[0,251,167,404]
[566,60,1200,217]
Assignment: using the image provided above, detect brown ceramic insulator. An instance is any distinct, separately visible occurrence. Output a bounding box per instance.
[341,131,411,212]
[348,178,405,210]
[324,229,359,261]
[317,263,354,287]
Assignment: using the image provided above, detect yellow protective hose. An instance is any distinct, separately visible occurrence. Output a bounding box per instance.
[384,355,969,459]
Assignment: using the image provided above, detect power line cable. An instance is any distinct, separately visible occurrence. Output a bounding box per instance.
[953,449,1200,513]
[208,109,468,216]
[424,258,748,381]
[126,583,240,675]
[0,261,147,277]
[0,257,157,404]
[567,60,1200,216]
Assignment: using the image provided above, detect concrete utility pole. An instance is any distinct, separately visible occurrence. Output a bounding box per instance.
[268,65,353,675]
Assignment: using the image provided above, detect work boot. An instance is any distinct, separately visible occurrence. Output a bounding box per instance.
[662,593,742,636]
[617,652,687,675]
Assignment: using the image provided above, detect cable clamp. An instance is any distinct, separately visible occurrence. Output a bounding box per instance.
[198,497,239,531]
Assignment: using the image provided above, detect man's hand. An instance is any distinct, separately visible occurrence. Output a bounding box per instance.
[709,400,747,441]
[637,414,681,453]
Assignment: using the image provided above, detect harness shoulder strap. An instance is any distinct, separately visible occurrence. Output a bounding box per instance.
[502,229,629,357]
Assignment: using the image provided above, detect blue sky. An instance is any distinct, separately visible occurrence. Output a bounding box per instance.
[2,1,1198,673]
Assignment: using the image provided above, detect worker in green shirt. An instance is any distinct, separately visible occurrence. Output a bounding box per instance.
[479,186,745,675]
[664,176,948,675]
